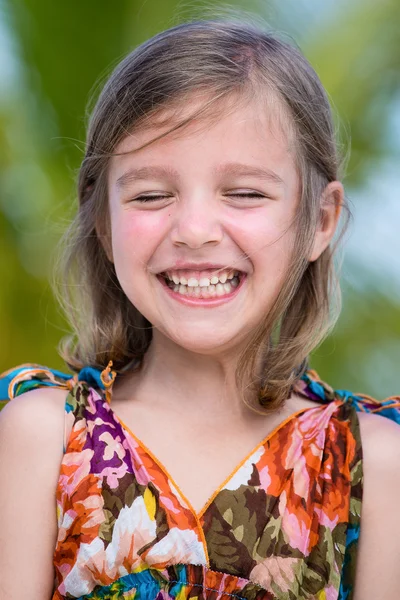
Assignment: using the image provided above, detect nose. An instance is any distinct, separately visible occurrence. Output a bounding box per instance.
[171,195,223,249]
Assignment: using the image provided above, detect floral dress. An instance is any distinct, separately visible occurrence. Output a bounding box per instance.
[1,363,399,600]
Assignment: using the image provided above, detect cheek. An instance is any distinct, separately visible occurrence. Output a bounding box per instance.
[111,210,170,266]
[229,210,294,262]
[233,211,295,304]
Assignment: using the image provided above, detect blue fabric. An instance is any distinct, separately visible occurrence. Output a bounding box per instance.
[0,364,107,401]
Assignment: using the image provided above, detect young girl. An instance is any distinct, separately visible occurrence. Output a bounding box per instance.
[0,18,399,600]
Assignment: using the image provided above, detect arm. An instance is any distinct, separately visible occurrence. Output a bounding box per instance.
[353,411,400,599]
[0,388,67,599]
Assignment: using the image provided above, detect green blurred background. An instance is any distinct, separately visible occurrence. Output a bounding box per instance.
[0,0,399,397]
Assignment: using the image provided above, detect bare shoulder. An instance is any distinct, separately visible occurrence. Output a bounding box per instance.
[0,386,67,487]
[0,387,68,599]
[0,386,68,448]
[357,410,400,468]
[353,411,400,599]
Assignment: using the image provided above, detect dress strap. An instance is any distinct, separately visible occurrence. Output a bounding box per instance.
[0,361,117,410]
[300,369,400,424]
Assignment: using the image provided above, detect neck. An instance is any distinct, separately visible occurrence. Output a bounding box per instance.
[116,330,257,418]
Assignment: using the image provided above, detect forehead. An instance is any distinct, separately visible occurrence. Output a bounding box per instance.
[110,92,296,176]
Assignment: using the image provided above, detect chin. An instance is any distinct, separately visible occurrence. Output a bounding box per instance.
[165,331,240,356]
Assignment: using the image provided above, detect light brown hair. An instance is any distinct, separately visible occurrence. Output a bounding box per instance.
[55,18,350,412]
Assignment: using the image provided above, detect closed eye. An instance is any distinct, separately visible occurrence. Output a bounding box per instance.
[131,194,172,203]
[227,192,267,198]
[130,192,269,203]
[225,191,273,203]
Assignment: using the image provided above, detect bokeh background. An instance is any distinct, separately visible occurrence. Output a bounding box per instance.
[0,0,399,397]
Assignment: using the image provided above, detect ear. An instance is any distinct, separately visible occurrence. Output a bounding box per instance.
[309,181,343,262]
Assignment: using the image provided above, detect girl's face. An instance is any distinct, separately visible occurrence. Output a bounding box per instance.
[107,98,300,356]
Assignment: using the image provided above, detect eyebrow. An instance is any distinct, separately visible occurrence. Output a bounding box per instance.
[115,162,284,191]
[116,166,181,190]
[216,162,284,186]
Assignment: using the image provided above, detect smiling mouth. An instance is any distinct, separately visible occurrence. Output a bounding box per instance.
[157,271,244,299]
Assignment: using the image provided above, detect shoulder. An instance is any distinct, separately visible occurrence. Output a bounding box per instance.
[357,410,400,509]
[0,386,68,458]
[353,411,400,598]
[357,409,400,454]
[357,410,400,507]
[0,361,110,449]
[0,362,73,466]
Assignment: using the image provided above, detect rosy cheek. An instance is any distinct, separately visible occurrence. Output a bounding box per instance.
[111,212,172,284]
[113,210,170,245]
[226,211,284,250]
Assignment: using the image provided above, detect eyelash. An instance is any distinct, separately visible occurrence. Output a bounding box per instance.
[132,192,267,203]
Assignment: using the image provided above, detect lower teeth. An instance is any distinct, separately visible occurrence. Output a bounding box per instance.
[166,276,240,297]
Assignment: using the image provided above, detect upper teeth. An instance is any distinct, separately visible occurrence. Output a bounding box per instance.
[166,270,240,287]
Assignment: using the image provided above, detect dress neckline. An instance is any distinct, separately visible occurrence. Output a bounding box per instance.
[92,361,340,519]
[101,386,343,520]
